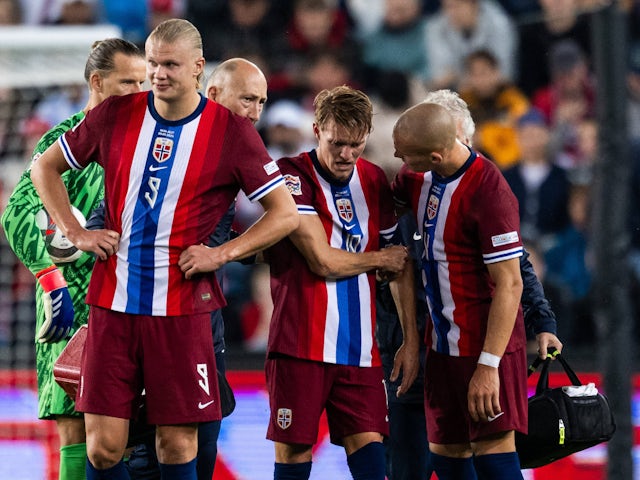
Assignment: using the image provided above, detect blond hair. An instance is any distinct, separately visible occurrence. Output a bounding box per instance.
[147,18,204,89]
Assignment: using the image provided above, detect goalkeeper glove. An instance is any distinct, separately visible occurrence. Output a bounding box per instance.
[35,265,74,343]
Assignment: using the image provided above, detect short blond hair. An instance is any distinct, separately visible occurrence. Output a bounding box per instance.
[147,18,204,89]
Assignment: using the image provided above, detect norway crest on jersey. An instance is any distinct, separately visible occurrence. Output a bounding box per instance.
[336,198,353,223]
[152,137,173,163]
[427,194,439,220]
[277,408,292,430]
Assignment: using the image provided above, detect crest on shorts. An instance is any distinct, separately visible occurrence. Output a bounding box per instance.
[152,137,173,162]
[427,194,439,220]
[284,174,302,196]
[336,198,353,223]
[277,408,292,430]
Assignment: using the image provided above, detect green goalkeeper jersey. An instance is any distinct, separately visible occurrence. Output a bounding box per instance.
[1,111,104,419]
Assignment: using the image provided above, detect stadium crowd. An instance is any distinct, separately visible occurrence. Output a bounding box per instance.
[1,0,640,353]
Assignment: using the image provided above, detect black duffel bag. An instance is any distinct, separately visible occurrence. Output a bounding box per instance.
[516,349,616,469]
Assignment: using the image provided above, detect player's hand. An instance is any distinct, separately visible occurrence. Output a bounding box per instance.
[68,228,120,261]
[390,339,420,397]
[179,244,226,279]
[35,266,74,343]
[377,245,408,277]
[535,332,563,360]
[467,364,501,423]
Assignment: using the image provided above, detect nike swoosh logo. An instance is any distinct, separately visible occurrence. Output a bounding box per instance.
[344,224,356,231]
[488,412,504,422]
[198,400,215,409]
[412,232,422,241]
[425,224,435,229]
[149,165,167,172]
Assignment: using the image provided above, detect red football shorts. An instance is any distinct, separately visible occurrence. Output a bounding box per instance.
[265,356,389,446]
[75,306,220,425]
[424,347,528,444]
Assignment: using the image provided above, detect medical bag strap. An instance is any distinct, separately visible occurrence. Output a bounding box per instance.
[529,348,583,396]
[525,347,576,395]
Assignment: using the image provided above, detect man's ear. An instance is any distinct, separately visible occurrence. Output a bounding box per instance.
[89,72,102,93]
[207,85,218,102]
[431,152,443,164]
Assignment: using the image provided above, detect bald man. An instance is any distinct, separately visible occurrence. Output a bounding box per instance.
[206,57,268,124]
[392,103,527,480]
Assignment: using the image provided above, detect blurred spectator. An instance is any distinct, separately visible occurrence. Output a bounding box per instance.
[274,47,362,110]
[148,0,186,31]
[543,176,593,345]
[343,0,385,37]
[269,0,362,100]
[555,117,597,173]
[532,40,596,163]
[424,0,517,90]
[502,108,572,243]
[517,0,592,97]
[459,48,530,169]
[360,0,430,85]
[52,0,97,24]
[18,0,97,24]
[19,115,49,161]
[0,0,20,23]
[18,0,99,24]
[262,99,315,159]
[364,69,427,182]
[30,84,88,130]
[187,0,289,62]
[100,0,148,45]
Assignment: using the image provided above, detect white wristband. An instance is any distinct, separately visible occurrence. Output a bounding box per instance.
[478,351,501,368]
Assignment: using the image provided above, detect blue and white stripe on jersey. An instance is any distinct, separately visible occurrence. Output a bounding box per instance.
[315,164,374,366]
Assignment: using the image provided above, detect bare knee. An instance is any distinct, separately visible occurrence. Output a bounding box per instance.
[275,442,313,463]
[85,414,128,469]
[86,439,126,469]
[55,416,86,446]
[156,424,198,464]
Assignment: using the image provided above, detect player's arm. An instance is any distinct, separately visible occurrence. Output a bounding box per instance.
[179,184,298,279]
[288,214,408,279]
[1,173,55,274]
[30,142,119,260]
[467,256,523,423]
[520,250,563,359]
[1,172,75,343]
[388,259,420,396]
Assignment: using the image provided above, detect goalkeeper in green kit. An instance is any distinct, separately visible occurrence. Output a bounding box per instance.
[1,38,146,480]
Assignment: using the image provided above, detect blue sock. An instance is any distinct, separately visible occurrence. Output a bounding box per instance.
[196,421,220,480]
[158,458,197,480]
[87,459,131,479]
[125,441,159,479]
[273,461,312,480]
[431,452,477,480]
[474,452,523,480]
[346,442,386,480]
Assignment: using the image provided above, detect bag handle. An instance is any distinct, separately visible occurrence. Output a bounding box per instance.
[527,348,583,396]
